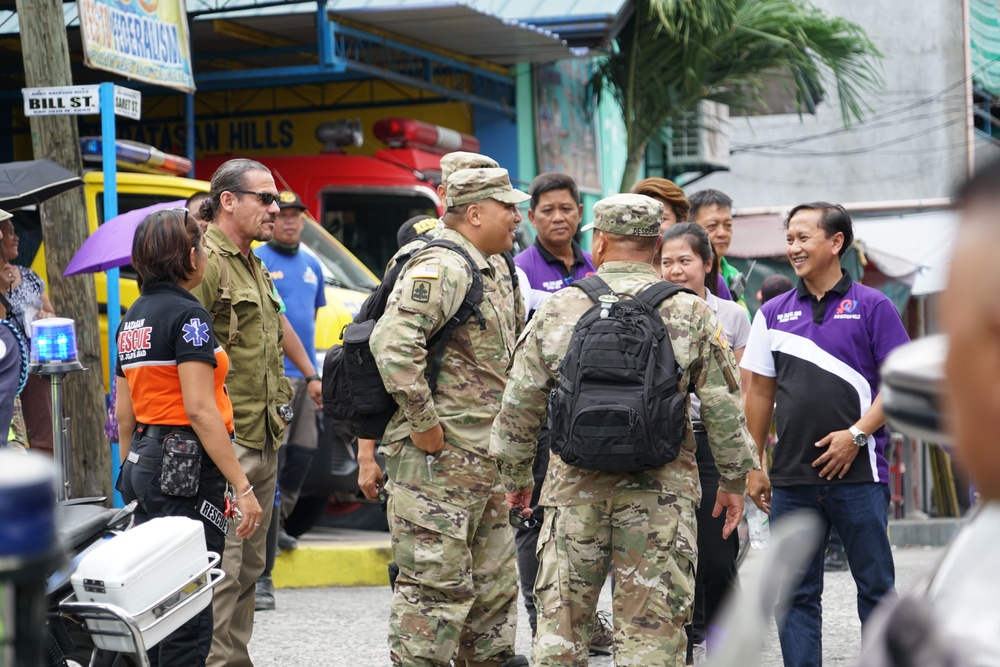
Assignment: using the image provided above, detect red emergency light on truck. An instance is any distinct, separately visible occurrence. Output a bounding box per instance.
[196,117,480,274]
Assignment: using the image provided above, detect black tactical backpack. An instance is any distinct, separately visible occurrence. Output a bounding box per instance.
[546,275,692,472]
[323,237,516,440]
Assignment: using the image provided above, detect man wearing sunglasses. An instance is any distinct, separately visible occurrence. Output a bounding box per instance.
[190,158,295,667]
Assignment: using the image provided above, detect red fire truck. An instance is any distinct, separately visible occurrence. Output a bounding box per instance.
[196,117,481,275]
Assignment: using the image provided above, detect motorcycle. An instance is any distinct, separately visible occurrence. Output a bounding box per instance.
[46,496,137,667]
[46,498,224,667]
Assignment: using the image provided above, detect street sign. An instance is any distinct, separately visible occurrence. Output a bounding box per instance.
[113,86,141,121]
[22,85,100,116]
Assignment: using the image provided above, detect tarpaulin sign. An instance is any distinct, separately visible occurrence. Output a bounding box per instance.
[78,0,195,93]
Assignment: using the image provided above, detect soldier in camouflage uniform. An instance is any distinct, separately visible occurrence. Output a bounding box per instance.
[489,193,759,667]
[357,151,500,502]
[370,167,530,667]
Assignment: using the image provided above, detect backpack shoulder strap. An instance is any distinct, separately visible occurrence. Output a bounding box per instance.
[636,280,693,310]
[638,281,695,392]
[569,274,612,303]
[419,238,485,392]
[499,250,519,291]
[355,241,427,325]
[203,233,239,347]
[422,238,485,324]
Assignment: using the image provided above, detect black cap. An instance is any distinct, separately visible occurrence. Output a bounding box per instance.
[760,274,794,303]
[277,190,307,211]
[396,215,438,249]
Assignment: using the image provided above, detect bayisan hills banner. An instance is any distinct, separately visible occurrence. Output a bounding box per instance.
[78,0,195,94]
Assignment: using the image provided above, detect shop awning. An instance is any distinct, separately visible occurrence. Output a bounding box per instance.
[331,4,572,65]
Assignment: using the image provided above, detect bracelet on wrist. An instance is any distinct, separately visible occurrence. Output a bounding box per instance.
[237,485,254,499]
[306,374,321,383]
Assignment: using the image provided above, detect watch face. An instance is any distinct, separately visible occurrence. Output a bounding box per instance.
[854,433,867,446]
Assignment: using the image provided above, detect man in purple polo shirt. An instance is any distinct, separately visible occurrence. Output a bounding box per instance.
[740,202,909,667]
[514,173,596,318]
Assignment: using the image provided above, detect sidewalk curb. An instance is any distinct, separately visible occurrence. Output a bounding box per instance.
[273,539,393,588]
[272,518,964,589]
[888,518,963,548]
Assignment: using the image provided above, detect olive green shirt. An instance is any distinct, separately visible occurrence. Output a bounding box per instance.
[490,261,758,505]
[191,225,292,450]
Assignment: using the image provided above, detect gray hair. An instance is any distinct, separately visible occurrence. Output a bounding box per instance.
[200,158,270,222]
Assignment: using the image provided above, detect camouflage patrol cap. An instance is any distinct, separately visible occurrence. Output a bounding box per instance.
[440,151,499,183]
[445,168,531,207]
[581,193,663,237]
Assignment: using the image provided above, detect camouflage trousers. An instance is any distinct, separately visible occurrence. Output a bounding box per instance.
[533,492,697,667]
[384,438,518,666]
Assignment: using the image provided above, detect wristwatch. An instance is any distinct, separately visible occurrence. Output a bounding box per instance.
[278,403,294,422]
[848,425,868,447]
[305,374,321,383]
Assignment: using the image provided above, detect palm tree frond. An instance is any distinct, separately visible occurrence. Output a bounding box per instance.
[595,0,884,189]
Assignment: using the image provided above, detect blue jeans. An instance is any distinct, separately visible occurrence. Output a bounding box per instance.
[770,483,894,667]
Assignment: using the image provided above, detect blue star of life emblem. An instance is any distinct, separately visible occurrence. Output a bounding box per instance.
[182,318,211,346]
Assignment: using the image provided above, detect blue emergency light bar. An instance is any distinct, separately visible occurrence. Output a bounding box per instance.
[29,318,81,370]
[80,137,192,176]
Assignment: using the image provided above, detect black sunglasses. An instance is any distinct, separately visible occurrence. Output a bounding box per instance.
[509,506,540,530]
[231,189,280,206]
[165,207,190,226]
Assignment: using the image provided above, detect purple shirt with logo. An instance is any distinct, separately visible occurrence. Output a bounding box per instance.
[514,239,596,315]
[740,271,909,486]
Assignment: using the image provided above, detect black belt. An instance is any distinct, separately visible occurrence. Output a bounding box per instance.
[691,420,707,433]
[126,450,158,471]
[136,423,194,441]
[136,424,234,440]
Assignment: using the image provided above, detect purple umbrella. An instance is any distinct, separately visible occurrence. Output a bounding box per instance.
[63,200,186,276]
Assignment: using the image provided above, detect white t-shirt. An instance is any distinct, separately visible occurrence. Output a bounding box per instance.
[690,291,750,420]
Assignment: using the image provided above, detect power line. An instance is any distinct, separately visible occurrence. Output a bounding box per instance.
[728,56,1000,152]
[734,116,968,157]
[730,105,970,153]
[718,151,966,187]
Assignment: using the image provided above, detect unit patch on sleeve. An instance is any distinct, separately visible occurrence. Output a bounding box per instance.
[411,280,432,303]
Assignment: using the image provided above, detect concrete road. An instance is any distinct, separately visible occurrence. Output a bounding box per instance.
[248,545,943,666]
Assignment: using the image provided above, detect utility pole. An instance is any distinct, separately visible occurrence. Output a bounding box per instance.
[15,0,111,498]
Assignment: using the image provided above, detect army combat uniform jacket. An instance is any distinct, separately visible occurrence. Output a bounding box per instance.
[491,261,758,506]
[372,226,524,455]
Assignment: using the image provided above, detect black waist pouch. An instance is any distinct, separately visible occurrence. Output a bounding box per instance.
[160,434,202,497]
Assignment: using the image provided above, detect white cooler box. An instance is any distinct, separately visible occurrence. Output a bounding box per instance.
[69,515,222,653]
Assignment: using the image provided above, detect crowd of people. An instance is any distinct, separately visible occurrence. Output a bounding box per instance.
[6,148,999,667]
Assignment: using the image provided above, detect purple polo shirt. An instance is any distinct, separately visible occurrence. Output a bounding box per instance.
[514,239,596,314]
[741,271,909,486]
[716,274,732,300]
